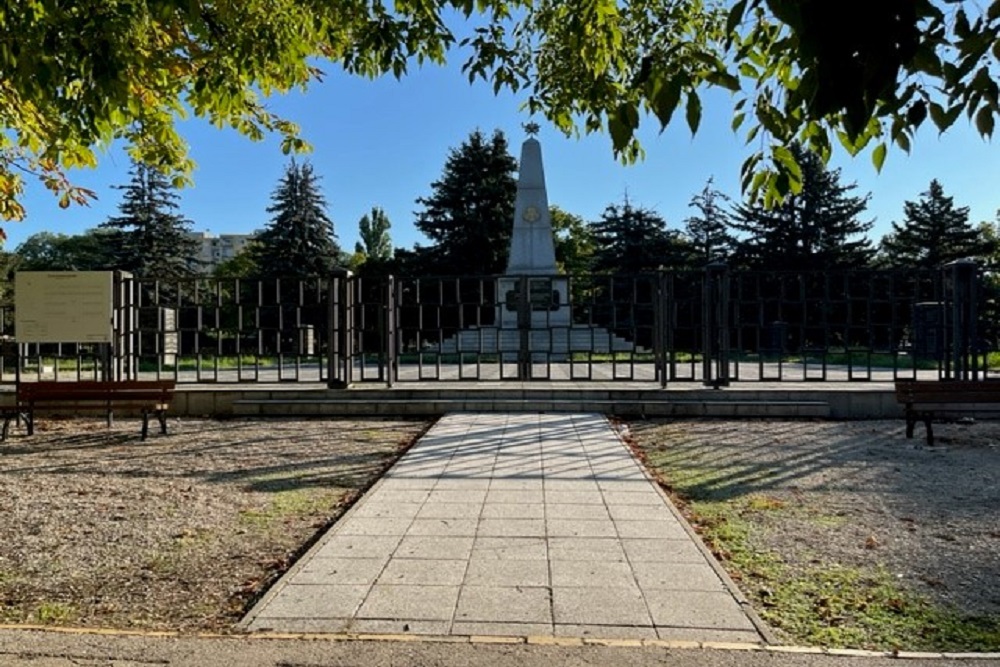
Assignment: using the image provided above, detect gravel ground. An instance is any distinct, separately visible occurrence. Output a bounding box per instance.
[626,418,1000,618]
[0,416,431,631]
[2,413,998,639]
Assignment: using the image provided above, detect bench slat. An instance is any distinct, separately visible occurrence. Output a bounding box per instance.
[4,380,176,442]
[894,380,1000,446]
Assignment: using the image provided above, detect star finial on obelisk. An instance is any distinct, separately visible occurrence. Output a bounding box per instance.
[523,121,540,137]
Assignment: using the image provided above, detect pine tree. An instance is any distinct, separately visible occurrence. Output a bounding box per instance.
[100,162,200,279]
[251,160,340,278]
[684,179,735,266]
[729,145,874,271]
[879,180,996,268]
[413,129,517,275]
[589,199,688,274]
[355,207,393,261]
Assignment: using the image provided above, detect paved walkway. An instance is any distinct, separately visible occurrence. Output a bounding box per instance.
[242,413,766,642]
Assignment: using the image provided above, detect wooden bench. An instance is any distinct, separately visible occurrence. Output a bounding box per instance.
[2,380,176,441]
[895,379,1000,446]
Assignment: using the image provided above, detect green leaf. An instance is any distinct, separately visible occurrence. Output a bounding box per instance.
[705,71,740,92]
[872,142,887,171]
[907,101,927,128]
[650,77,682,129]
[975,106,995,137]
[686,92,702,134]
[732,112,745,131]
[929,102,948,131]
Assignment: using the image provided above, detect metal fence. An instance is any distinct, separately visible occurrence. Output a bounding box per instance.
[0,262,992,385]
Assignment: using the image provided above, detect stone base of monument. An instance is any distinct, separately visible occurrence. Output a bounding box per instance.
[437,325,640,361]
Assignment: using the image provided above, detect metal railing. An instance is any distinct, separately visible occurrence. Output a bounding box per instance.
[0,262,991,385]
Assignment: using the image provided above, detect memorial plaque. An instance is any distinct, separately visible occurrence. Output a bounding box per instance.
[15,271,114,343]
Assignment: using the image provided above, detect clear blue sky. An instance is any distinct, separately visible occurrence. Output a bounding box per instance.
[13,59,1000,255]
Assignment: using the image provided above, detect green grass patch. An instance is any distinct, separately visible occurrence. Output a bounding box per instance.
[641,448,1000,651]
[33,601,77,624]
[239,488,341,529]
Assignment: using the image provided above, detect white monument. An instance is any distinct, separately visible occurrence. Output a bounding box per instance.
[497,124,570,330]
[439,126,637,360]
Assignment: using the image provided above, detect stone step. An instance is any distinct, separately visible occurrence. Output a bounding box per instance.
[232,397,830,418]
[438,326,639,354]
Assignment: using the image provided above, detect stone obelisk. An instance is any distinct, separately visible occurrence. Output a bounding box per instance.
[498,125,570,331]
[506,134,558,275]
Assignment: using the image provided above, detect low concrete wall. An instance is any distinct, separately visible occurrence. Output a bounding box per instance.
[170,385,903,420]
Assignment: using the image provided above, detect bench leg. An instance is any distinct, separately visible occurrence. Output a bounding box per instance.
[1,413,11,441]
[141,410,150,441]
[905,411,915,439]
[156,410,168,435]
[25,410,33,436]
[924,416,934,447]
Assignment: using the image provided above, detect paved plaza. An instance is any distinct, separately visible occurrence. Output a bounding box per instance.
[243,413,767,642]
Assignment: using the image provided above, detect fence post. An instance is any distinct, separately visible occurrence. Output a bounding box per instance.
[944,259,979,380]
[517,275,532,380]
[654,269,668,388]
[327,268,354,388]
[702,262,730,388]
[386,275,397,388]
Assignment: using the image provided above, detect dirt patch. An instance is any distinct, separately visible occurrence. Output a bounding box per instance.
[0,416,431,631]
[626,418,1000,647]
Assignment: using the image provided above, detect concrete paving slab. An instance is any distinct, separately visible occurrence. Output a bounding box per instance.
[417,502,484,519]
[552,587,651,626]
[545,503,610,520]
[312,534,403,560]
[464,558,550,587]
[451,621,553,636]
[547,537,626,562]
[480,503,545,519]
[477,518,546,537]
[242,412,766,645]
[338,517,414,535]
[407,518,479,537]
[357,584,460,621]
[621,538,708,563]
[615,519,690,539]
[632,561,727,591]
[455,586,552,624]
[348,619,451,635]
[252,584,369,620]
[395,535,476,560]
[471,536,548,561]
[290,557,387,586]
[550,560,636,588]
[376,558,468,586]
[644,590,758,630]
[546,518,618,538]
[351,501,424,519]
[554,624,659,639]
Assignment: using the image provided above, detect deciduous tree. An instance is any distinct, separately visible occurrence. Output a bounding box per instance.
[5,0,999,225]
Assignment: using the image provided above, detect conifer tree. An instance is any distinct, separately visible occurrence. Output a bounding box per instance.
[729,145,874,271]
[684,179,735,266]
[101,162,200,279]
[879,180,996,268]
[413,129,517,275]
[589,199,688,274]
[251,161,340,278]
